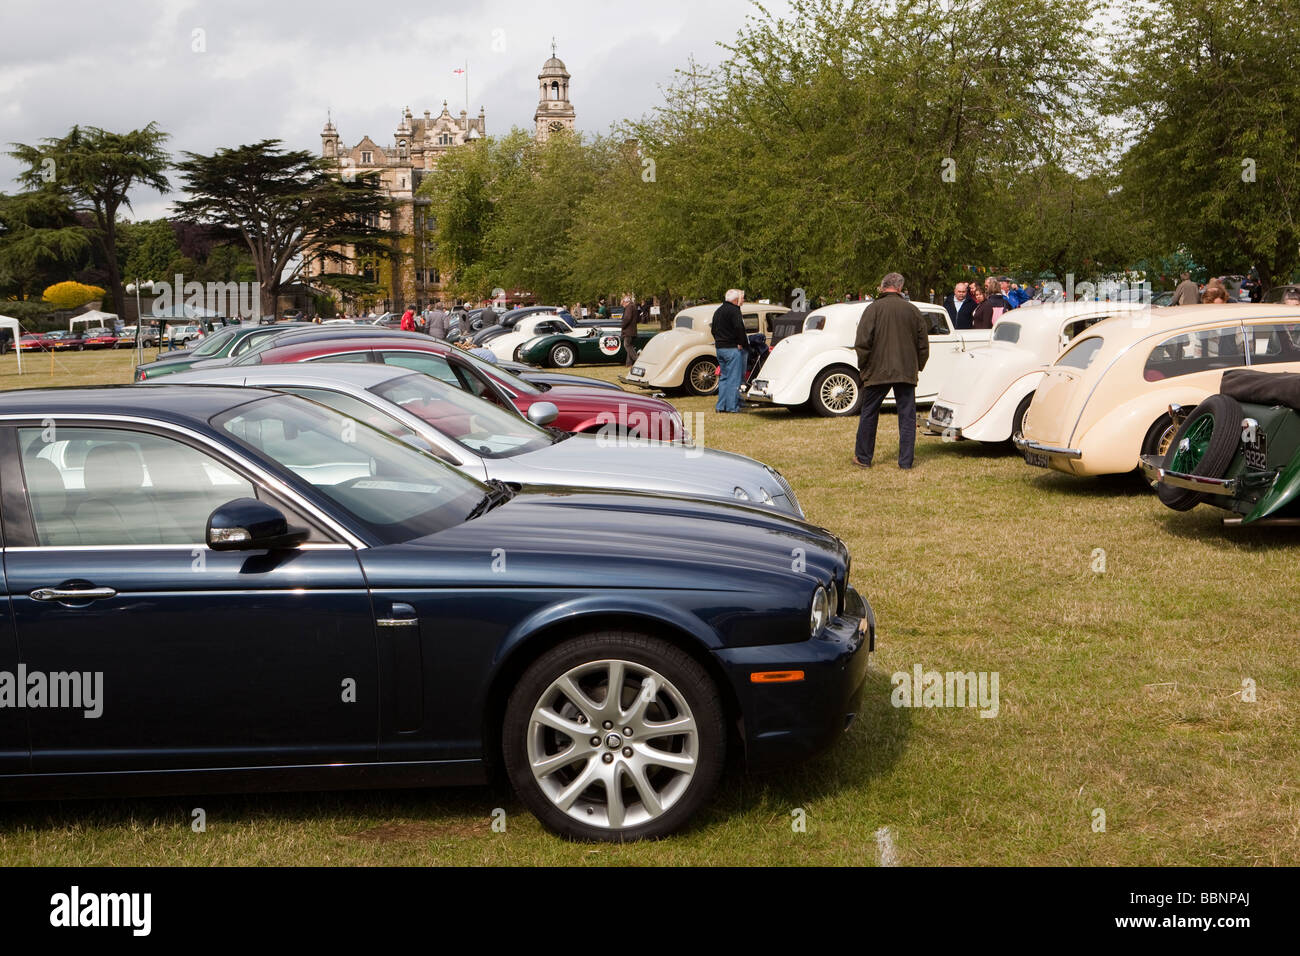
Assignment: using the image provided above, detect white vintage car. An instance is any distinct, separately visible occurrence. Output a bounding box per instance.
[490,314,580,362]
[925,301,1149,442]
[746,301,992,416]
[621,303,790,395]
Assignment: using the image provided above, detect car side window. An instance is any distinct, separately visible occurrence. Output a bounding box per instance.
[927,312,952,336]
[19,426,254,547]
[449,361,512,409]
[306,350,370,364]
[1143,326,1246,381]
[378,350,460,385]
[741,311,760,333]
[1243,323,1300,365]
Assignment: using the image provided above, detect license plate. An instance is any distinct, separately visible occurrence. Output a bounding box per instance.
[1024,451,1049,468]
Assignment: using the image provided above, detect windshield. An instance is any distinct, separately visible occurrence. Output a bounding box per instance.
[212,395,487,544]
[192,327,239,356]
[455,347,540,394]
[372,373,554,458]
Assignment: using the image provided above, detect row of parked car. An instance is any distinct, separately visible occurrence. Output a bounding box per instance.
[0,318,875,841]
[18,326,164,351]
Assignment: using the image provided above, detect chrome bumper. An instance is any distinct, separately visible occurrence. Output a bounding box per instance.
[1138,454,1240,497]
[1014,437,1082,459]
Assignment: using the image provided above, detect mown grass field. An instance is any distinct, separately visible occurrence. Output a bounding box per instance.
[1,348,1297,865]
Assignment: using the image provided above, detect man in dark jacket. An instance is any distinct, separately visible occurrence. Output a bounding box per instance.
[620,295,640,366]
[944,282,975,330]
[711,289,748,412]
[853,273,929,469]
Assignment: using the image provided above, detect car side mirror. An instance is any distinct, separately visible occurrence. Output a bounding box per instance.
[527,401,559,426]
[206,497,309,551]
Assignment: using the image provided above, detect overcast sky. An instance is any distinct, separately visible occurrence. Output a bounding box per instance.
[0,0,785,219]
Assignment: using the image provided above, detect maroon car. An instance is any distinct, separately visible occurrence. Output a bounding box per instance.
[81,327,121,349]
[236,334,687,440]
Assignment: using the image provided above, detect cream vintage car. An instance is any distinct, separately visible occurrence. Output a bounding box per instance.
[747,301,992,417]
[1015,304,1300,476]
[926,301,1148,443]
[620,302,790,395]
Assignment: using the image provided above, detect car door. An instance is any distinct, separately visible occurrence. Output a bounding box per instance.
[0,419,379,773]
[0,511,28,773]
[914,309,962,401]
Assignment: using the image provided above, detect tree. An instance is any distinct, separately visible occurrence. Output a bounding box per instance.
[1108,0,1300,288]
[117,219,183,282]
[0,189,90,301]
[43,280,106,309]
[10,123,170,321]
[173,140,396,317]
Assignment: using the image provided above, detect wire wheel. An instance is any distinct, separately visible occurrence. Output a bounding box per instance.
[815,369,860,416]
[685,357,719,395]
[525,658,699,831]
[550,344,576,368]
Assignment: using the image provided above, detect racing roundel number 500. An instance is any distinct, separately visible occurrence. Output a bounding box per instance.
[598,334,622,357]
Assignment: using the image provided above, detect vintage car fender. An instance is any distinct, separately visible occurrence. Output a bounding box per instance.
[757,338,855,407]
[1074,385,1218,475]
[655,341,715,388]
[961,369,1046,443]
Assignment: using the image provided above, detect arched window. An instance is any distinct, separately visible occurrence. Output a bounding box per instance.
[551,81,560,100]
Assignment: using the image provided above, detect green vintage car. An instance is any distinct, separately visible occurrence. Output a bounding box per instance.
[1141,368,1300,524]
[515,325,657,368]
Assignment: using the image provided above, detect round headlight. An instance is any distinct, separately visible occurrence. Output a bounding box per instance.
[827,581,839,617]
[810,586,829,636]
[733,486,751,501]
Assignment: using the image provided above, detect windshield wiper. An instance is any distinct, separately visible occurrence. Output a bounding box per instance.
[465,478,517,520]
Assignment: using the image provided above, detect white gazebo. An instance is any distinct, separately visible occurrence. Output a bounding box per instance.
[0,315,23,372]
[69,309,119,333]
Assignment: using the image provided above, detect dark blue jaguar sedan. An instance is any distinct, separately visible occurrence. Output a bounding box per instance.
[0,386,873,840]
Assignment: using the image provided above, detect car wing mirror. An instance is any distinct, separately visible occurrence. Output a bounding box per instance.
[206,497,309,551]
[526,401,559,426]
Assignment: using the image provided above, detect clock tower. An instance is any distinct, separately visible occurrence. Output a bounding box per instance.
[534,41,575,143]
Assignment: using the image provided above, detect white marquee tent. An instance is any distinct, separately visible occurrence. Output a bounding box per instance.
[0,315,22,372]
[69,309,118,333]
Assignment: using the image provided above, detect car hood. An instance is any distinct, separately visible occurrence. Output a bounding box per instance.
[384,486,846,590]
[539,384,675,413]
[494,434,791,505]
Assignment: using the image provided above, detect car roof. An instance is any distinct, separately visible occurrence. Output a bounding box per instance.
[253,334,455,363]
[162,361,416,390]
[0,384,281,427]
[1076,303,1300,342]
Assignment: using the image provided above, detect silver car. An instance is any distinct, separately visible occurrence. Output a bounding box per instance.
[156,363,805,517]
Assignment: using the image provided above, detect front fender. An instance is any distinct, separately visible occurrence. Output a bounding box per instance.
[962,370,1045,442]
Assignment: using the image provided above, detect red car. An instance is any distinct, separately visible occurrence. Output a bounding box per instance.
[17,333,54,352]
[81,327,120,349]
[239,334,687,440]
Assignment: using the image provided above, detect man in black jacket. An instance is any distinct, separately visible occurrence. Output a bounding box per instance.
[711,289,748,412]
[853,272,929,469]
[944,282,975,329]
[620,295,640,366]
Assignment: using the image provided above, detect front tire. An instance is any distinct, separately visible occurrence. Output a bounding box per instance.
[549,343,576,368]
[811,366,862,417]
[683,356,719,396]
[502,631,726,842]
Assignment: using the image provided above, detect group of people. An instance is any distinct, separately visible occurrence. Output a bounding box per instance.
[942,277,1034,330]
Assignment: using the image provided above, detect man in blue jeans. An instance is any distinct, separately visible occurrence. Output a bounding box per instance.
[853,273,929,469]
[711,289,748,413]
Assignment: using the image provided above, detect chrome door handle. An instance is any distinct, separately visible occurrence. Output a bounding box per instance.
[30,586,117,602]
[377,602,418,628]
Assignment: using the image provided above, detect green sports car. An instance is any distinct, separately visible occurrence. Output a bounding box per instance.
[1141,368,1300,525]
[516,326,657,368]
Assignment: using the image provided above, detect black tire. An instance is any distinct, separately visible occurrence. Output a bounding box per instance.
[1156,394,1243,511]
[683,356,719,396]
[549,343,576,368]
[501,630,726,842]
[811,365,862,417]
[1010,393,1034,445]
[1139,413,1177,487]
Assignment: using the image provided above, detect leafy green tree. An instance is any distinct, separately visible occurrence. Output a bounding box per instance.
[10,123,170,321]
[1108,0,1300,288]
[117,219,183,282]
[174,140,396,317]
[0,189,90,301]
